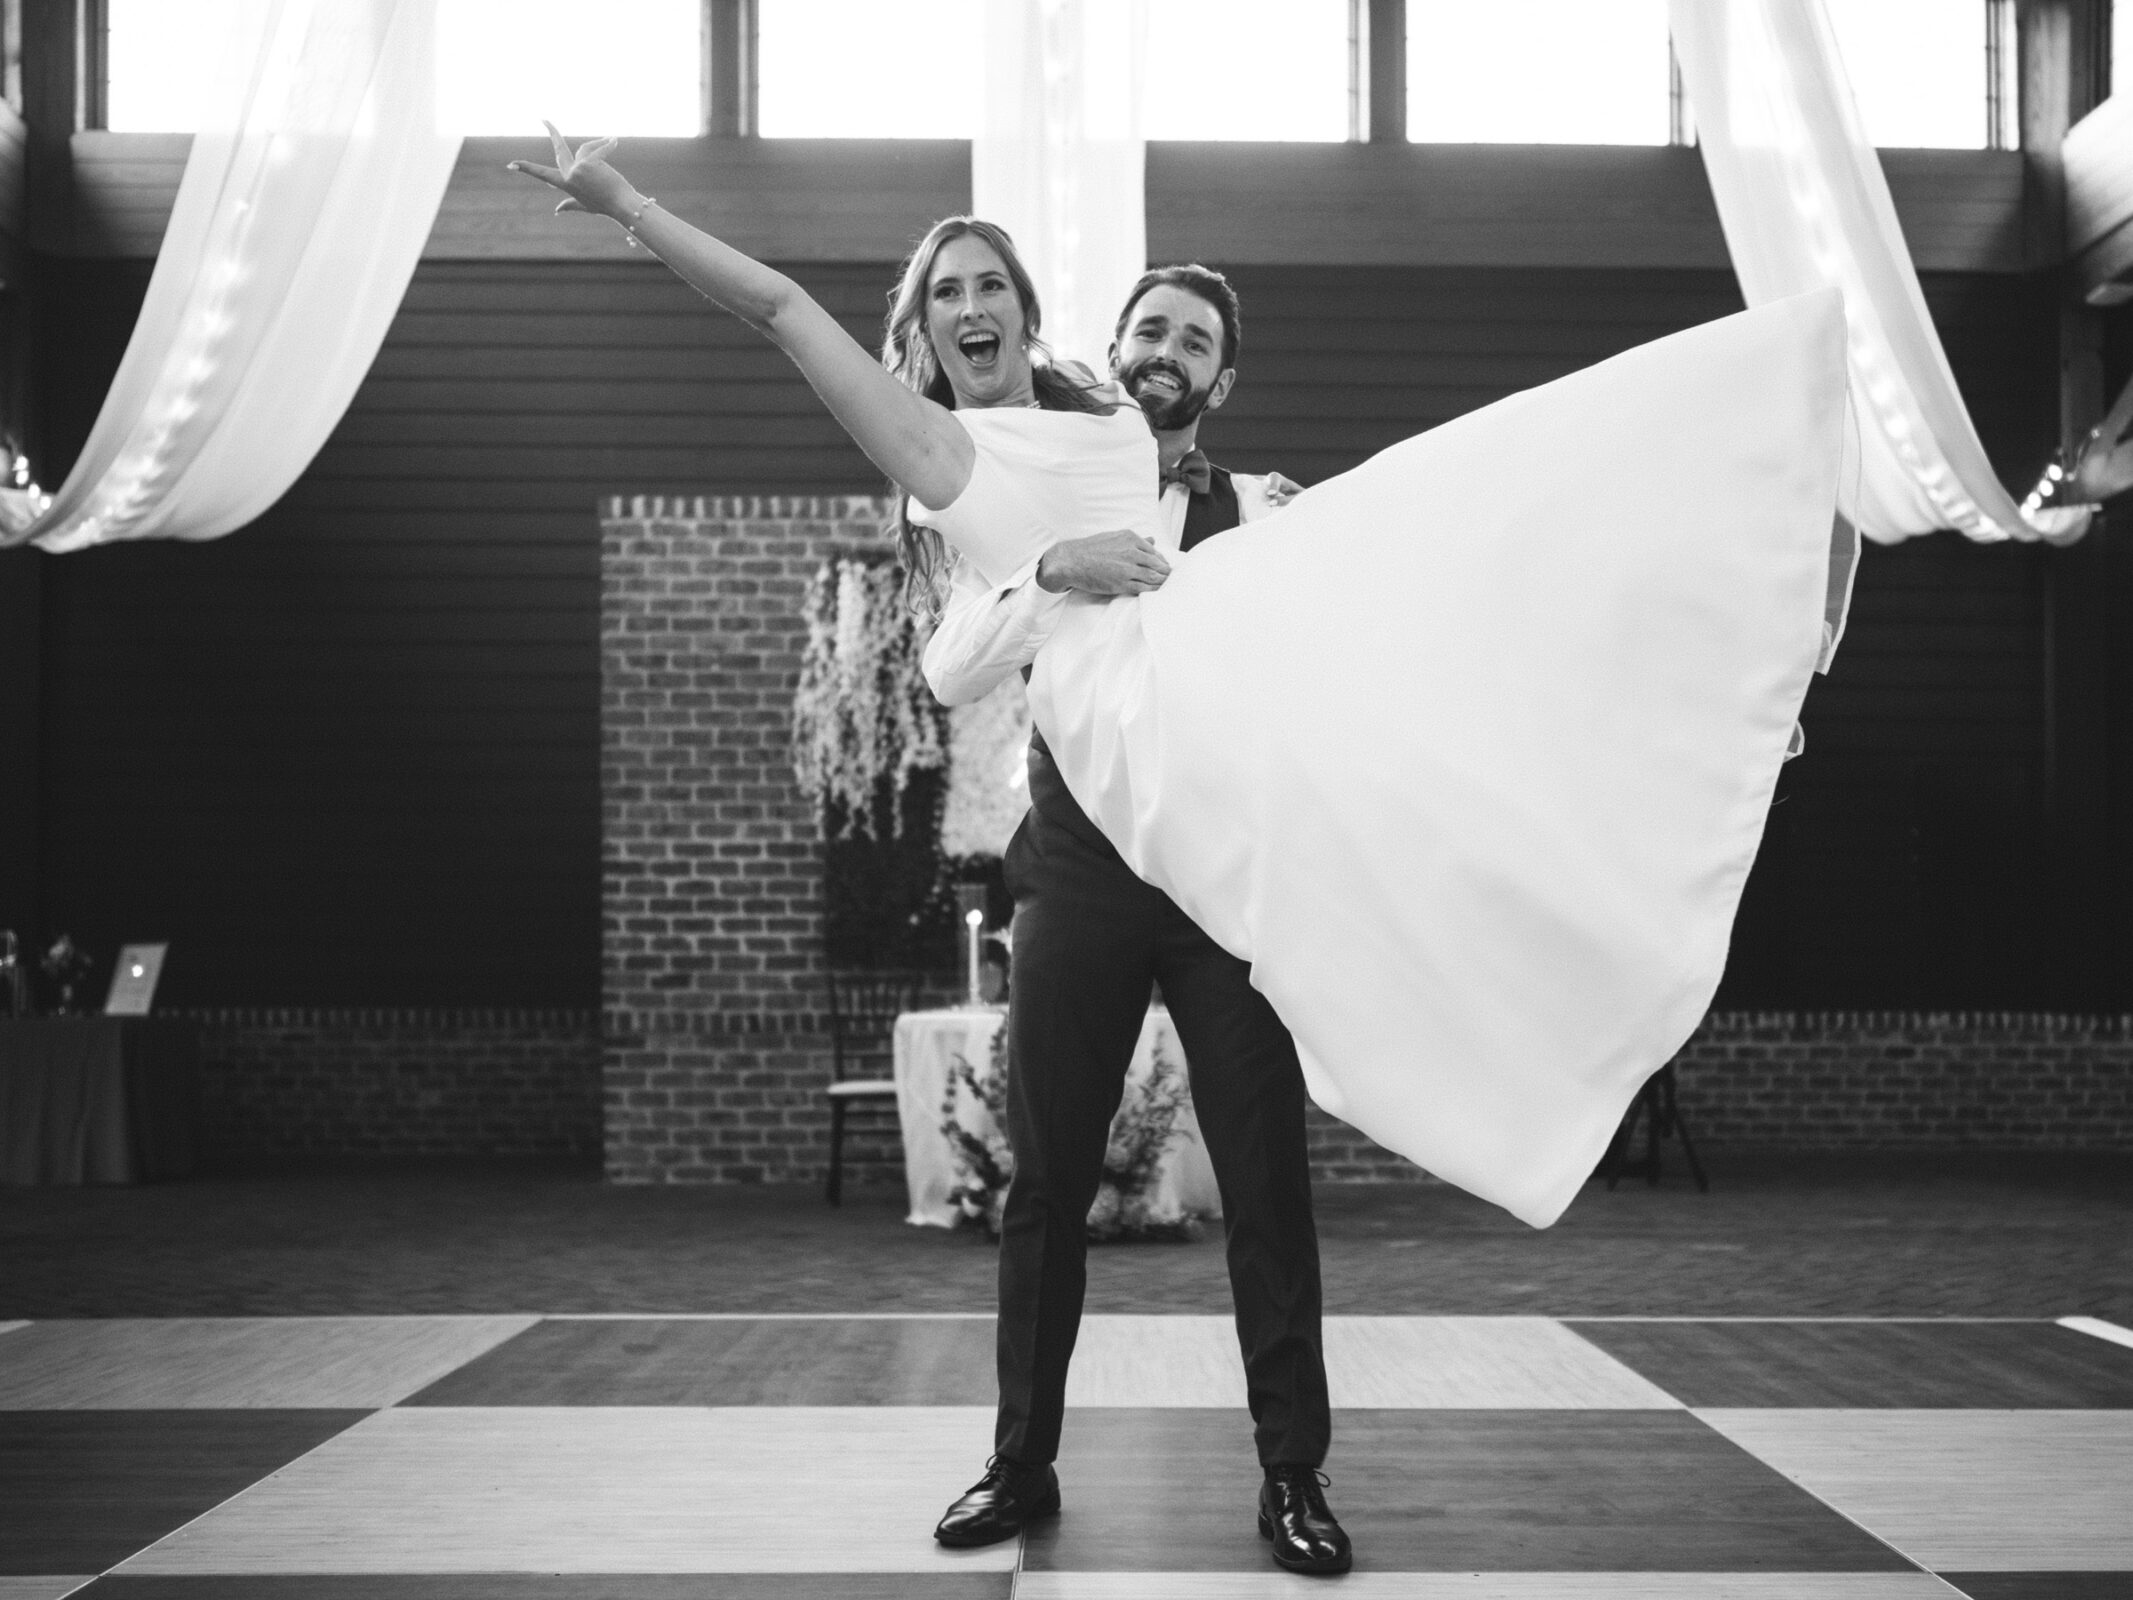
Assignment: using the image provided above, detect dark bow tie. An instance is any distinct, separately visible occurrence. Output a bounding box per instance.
[1159,450,1212,496]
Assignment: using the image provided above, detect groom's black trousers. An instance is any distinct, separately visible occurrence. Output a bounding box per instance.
[993,802,1331,1469]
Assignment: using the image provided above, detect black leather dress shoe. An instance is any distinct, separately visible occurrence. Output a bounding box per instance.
[934,1454,1061,1547]
[1258,1464,1353,1575]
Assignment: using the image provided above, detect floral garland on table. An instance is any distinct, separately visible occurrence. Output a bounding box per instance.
[1088,1037,1202,1243]
[942,1021,1014,1235]
[791,554,945,839]
[942,1023,1204,1243]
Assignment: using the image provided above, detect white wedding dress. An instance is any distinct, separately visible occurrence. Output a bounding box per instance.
[913,291,1846,1228]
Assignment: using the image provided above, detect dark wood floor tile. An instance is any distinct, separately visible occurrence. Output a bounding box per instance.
[402,1317,996,1406]
[1024,1408,1917,1572]
[82,1579,1009,1599]
[1939,1577,2133,1599]
[0,1411,367,1576]
[1565,1320,2133,1407]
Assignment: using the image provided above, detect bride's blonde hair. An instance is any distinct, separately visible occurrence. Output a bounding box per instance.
[881,216,1112,616]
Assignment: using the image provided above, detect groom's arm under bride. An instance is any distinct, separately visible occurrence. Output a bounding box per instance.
[922,276,1298,708]
[921,468,1295,707]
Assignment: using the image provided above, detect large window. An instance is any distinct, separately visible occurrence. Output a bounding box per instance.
[104,0,702,135]
[1823,0,1991,148]
[1406,0,1998,148]
[756,0,979,137]
[1407,0,1672,145]
[434,0,700,136]
[756,0,1350,140]
[101,0,2035,149]
[1140,0,1350,142]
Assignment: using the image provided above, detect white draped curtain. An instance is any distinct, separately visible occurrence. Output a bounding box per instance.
[0,0,461,552]
[1672,0,2093,547]
[973,0,1148,377]
[9,0,2076,559]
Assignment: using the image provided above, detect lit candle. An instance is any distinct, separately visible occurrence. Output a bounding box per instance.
[965,907,985,1008]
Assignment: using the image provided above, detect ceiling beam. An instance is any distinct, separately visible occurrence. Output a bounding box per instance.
[2064,95,2133,304]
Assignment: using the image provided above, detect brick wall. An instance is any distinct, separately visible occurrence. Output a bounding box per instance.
[1302,1011,2133,1181]
[1672,1012,2133,1146]
[600,497,2133,1187]
[176,1001,2132,1176]
[189,1008,599,1160]
[602,496,892,1184]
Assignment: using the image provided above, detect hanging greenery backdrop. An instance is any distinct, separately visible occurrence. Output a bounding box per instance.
[792,554,946,841]
[941,1020,1203,1243]
[792,552,1029,970]
[793,553,960,968]
[941,677,1033,860]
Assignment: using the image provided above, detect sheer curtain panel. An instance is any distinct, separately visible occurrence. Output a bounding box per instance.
[1670,0,2091,546]
[0,0,462,552]
[973,0,1148,378]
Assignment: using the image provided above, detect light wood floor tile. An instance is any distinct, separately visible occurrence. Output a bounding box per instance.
[0,1582,95,1600]
[1065,1316,1245,1407]
[0,1318,538,1408]
[2060,1315,2133,1353]
[1019,1577,1953,1598]
[118,1406,1015,1575]
[1060,1317,1681,1409]
[1326,1318,1680,1408]
[1698,1409,2133,1570]
[83,1578,1008,1598]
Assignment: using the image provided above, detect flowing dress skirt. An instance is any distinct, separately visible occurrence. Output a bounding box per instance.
[1024,292,1847,1227]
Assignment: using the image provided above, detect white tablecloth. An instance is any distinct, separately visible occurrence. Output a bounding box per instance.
[893,1005,1220,1229]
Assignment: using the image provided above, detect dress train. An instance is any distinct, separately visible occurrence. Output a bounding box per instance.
[930,290,1847,1227]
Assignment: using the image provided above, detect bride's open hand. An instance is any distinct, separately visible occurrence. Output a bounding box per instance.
[507,122,638,220]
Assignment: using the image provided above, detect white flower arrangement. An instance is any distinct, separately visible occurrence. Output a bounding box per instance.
[939,676,1033,860]
[941,1022,1203,1244]
[791,555,946,838]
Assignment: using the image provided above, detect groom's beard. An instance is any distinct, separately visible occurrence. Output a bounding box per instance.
[1118,355,1215,432]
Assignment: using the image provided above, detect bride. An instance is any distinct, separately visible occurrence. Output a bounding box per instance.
[512,129,1845,1231]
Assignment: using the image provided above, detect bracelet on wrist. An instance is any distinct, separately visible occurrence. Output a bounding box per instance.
[619,195,660,248]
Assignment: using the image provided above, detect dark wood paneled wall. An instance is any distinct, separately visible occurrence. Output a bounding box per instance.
[65,134,2034,275]
[31,258,886,1008]
[0,101,26,278]
[24,251,2094,1009]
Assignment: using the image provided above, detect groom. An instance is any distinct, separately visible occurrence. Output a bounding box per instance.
[923,264,1351,1578]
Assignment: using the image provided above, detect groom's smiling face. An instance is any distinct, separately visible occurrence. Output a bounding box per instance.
[1111,285,1235,432]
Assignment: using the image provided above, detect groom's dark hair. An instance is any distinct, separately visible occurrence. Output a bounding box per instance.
[1114,264,1242,371]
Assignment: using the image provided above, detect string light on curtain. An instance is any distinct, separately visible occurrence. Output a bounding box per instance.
[975,0,1148,375]
[1671,0,2094,547]
[0,0,463,553]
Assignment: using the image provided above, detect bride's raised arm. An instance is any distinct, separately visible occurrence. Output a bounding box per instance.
[511,126,974,510]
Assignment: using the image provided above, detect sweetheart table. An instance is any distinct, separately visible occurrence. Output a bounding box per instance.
[892,1005,1221,1230]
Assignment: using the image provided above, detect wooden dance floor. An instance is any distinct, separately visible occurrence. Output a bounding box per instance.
[3,1312,2130,1597]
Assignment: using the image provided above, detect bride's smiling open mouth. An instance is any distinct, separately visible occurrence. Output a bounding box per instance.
[957,329,1003,369]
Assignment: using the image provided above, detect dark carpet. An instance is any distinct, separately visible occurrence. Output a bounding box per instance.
[2,1149,2126,1319]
